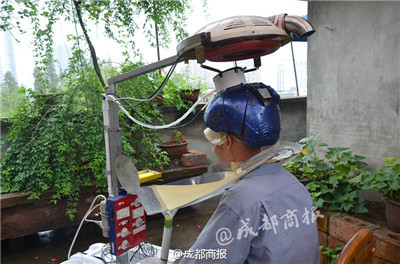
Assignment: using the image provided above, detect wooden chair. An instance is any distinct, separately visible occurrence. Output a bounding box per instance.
[336,229,376,264]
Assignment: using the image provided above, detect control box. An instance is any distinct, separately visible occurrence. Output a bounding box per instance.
[106,194,146,256]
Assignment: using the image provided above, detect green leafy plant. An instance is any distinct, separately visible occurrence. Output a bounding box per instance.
[284,133,369,214]
[319,245,343,264]
[350,156,400,202]
[173,129,183,145]
[113,61,170,171]
[159,68,209,109]
[0,61,169,219]
[158,77,188,110]
[0,0,203,220]
[0,72,27,117]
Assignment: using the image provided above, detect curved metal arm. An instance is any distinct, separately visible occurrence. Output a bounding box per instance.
[284,15,315,39]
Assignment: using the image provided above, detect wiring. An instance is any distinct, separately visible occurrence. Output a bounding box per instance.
[111,94,158,126]
[105,89,216,130]
[141,242,156,258]
[165,108,203,130]
[104,54,215,130]
[114,55,181,106]
[106,55,212,130]
[112,93,208,130]
[129,242,156,262]
[67,194,107,259]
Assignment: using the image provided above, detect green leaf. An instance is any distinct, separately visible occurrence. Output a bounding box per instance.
[392,164,400,173]
[321,187,334,194]
[316,162,331,172]
[343,203,352,211]
[349,175,362,183]
[328,176,339,185]
[335,164,351,175]
[314,197,324,208]
[355,206,368,214]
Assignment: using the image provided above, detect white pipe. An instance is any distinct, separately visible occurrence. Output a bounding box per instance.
[160,226,173,262]
[105,89,216,130]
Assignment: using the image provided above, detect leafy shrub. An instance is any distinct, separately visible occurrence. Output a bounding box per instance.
[350,156,400,202]
[284,133,369,214]
[0,61,169,219]
[319,245,343,264]
[159,68,208,109]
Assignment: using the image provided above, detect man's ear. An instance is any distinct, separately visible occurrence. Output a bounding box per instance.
[225,134,233,149]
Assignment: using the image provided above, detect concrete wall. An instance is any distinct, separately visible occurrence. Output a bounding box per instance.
[308,2,400,169]
[160,97,307,172]
[0,98,307,172]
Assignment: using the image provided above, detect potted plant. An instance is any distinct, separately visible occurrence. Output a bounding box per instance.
[180,77,208,103]
[284,133,369,214]
[159,69,208,108]
[180,86,201,103]
[350,156,400,232]
[159,129,189,158]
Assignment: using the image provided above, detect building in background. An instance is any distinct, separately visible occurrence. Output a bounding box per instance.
[54,42,70,75]
[184,42,307,98]
[0,31,18,84]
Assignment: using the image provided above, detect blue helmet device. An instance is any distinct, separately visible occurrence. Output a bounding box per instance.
[204,83,281,148]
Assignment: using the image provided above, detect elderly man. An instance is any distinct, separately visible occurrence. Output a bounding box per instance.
[180,83,320,263]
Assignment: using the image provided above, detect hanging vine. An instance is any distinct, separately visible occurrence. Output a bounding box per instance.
[0,0,207,219]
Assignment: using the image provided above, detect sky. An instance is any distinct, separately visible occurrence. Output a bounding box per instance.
[7,0,308,89]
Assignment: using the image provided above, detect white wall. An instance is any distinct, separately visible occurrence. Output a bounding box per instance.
[308,1,400,169]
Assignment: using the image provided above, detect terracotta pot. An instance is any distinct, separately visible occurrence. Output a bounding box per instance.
[154,95,164,106]
[159,140,189,158]
[181,89,200,103]
[383,197,400,233]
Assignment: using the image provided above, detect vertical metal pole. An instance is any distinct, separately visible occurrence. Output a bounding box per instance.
[102,82,122,197]
[290,41,300,96]
[103,82,129,264]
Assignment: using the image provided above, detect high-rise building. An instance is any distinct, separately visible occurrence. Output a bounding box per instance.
[277,63,285,91]
[0,31,18,84]
[296,60,307,96]
[54,42,69,75]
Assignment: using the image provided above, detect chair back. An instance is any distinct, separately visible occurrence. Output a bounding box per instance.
[336,228,375,264]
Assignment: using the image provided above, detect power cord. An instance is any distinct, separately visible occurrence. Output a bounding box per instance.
[104,89,216,130]
[67,194,107,259]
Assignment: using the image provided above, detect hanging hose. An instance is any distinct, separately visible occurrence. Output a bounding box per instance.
[105,89,216,130]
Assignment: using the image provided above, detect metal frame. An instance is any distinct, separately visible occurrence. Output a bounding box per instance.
[102,55,185,263]
[102,55,184,197]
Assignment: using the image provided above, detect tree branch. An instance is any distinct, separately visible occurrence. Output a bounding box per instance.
[72,0,107,89]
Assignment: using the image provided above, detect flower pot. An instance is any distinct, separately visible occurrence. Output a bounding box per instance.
[181,89,200,103]
[159,140,189,158]
[154,94,164,106]
[383,197,400,233]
